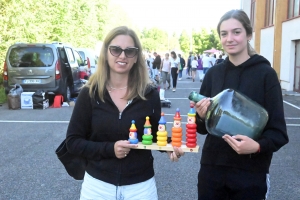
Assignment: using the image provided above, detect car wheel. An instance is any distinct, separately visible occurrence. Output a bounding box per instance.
[63,85,71,102]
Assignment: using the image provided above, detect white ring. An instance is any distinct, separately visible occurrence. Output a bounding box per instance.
[125,153,127,157]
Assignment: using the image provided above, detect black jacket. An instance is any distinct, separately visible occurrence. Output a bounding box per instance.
[197,55,288,173]
[153,55,161,70]
[179,57,186,69]
[66,85,161,185]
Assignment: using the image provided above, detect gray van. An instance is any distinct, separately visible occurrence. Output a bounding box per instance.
[3,42,86,101]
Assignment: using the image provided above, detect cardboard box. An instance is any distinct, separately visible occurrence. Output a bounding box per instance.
[21,92,35,109]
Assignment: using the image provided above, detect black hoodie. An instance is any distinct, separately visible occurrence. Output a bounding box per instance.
[196,54,289,173]
[66,85,161,185]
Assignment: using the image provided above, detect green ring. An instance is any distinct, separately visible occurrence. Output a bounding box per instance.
[142,135,153,140]
[142,140,153,145]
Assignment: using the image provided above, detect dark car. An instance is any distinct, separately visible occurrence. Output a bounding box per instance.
[3,42,87,101]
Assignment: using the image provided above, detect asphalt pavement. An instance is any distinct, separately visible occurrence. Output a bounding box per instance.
[0,70,299,200]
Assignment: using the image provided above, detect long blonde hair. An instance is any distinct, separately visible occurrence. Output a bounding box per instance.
[87,26,150,102]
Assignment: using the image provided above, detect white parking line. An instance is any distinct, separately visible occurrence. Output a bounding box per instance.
[285,117,300,119]
[283,100,300,110]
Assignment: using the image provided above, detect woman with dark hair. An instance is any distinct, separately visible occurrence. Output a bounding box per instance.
[191,10,288,200]
[66,26,184,200]
[170,51,180,92]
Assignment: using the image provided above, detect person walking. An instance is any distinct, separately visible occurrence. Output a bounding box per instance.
[186,52,194,79]
[152,52,161,79]
[66,26,184,200]
[191,56,198,82]
[201,53,213,76]
[197,55,204,82]
[191,10,288,200]
[178,54,185,80]
[215,54,225,65]
[170,51,180,92]
[147,54,154,79]
[211,54,217,66]
[160,53,171,90]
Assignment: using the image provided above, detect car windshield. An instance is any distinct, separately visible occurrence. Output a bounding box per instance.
[9,46,54,67]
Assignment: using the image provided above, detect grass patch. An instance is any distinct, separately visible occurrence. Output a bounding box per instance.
[0,85,7,104]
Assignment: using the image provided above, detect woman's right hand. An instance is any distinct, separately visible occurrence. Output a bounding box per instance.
[114,140,138,159]
[191,98,211,120]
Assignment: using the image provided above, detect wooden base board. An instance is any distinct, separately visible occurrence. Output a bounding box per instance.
[136,142,199,153]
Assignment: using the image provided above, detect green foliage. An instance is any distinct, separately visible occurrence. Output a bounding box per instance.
[140,28,169,52]
[0,0,223,76]
[179,31,190,54]
[191,29,223,54]
[0,0,110,70]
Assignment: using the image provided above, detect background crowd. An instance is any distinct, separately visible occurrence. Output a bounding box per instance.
[145,51,227,91]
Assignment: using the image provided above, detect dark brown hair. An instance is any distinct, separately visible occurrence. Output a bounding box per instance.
[217,9,256,56]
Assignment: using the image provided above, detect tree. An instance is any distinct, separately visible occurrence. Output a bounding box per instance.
[179,31,190,54]
[140,28,168,52]
[0,0,111,73]
[191,28,223,54]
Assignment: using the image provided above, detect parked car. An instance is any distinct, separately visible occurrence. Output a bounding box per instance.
[76,48,98,74]
[2,42,87,101]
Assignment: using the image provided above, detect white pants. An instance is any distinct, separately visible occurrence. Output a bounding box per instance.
[198,70,204,80]
[80,172,158,200]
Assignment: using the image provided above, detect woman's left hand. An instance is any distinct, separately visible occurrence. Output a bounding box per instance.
[222,134,260,154]
[167,146,185,162]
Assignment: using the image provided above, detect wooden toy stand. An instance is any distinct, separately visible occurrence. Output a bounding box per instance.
[136,142,199,153]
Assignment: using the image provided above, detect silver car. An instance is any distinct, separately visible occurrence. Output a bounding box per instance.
[3,42,86,101]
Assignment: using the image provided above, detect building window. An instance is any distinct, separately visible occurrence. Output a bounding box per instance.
[250,0,256,28]
[288,0,300,18]
[265,0,276,27]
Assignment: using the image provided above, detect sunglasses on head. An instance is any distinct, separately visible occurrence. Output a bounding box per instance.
[108,46,139,58]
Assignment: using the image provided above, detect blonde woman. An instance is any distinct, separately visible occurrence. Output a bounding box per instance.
[66,26,184,200]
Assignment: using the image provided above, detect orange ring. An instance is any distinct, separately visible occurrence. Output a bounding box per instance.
[171,127,182,133]
[171,137,182,142]
[172,132,182,138]
[172,142,182,147]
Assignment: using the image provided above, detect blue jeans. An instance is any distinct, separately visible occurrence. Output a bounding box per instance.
[178,69,183,78]
[80,172,158,200]
[203,67,210,74]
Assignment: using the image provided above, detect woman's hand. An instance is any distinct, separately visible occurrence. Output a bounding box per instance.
[192,98,211,120]
[114,140,138,159]
[167,146,185,162]
[222,134,260,154]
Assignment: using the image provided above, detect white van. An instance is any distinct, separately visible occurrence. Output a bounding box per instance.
[76,48,98,74]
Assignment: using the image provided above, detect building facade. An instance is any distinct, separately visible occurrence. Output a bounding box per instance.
[241,0,300,92]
